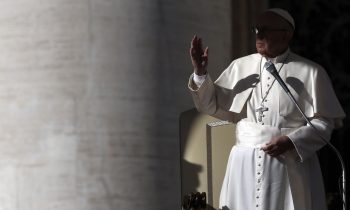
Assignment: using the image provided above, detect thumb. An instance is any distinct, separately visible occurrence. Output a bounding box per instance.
[204,47,209,57]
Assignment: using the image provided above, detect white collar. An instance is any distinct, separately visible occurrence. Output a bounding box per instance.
[262,48,290,64]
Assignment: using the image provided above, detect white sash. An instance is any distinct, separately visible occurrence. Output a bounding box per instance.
[235,121,297,148]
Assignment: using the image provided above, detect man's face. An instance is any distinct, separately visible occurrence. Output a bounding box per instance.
[255,12,293,57]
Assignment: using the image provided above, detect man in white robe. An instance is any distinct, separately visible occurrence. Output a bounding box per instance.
[188,8,345,210]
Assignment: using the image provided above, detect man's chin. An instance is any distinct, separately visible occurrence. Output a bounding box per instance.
[256,49,267,56]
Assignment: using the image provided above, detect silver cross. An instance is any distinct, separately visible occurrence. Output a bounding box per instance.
[255,105,268,122]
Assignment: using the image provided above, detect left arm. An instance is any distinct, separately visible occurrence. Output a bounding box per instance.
[262,116,334,161]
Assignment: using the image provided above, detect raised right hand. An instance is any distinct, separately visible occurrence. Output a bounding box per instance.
[189,35,209,75]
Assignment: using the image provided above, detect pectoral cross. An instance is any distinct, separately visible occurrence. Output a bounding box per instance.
[255,105,268,122]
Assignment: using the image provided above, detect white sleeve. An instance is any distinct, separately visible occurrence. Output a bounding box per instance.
[287,117,334,162]
[192,72,207,87]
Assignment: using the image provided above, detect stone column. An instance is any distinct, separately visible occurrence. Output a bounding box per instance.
[0,0,232,210]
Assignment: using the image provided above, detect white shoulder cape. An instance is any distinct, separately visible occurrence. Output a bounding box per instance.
[189,52,345,127]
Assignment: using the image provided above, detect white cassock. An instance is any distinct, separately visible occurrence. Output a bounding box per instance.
[188,49,345,210]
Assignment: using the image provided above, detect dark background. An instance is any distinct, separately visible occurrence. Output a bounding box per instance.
[269,1,350,209]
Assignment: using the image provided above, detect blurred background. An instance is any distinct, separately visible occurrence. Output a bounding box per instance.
[0,0,348,209]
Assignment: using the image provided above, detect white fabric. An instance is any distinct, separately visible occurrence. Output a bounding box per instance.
[220,121,297,210]
[219,121,329,210]
[188,49,345,210]
[193,72,207,87]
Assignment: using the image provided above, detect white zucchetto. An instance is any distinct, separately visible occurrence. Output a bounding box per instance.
[267,8,295,29]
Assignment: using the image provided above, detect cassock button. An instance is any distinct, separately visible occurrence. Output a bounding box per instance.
[268,77,270,80]
[257,172,261,175]
[256,204,259,207]
[259,156,262,158]
[257,188,260,191]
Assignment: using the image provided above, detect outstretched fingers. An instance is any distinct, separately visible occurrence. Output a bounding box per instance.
[190,35,201,58]
[189,35,209,74]
[190,35,196,56]
[197,37,204,54]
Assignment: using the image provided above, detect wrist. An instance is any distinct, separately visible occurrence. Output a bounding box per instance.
[194,69,207,76]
